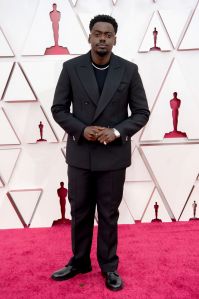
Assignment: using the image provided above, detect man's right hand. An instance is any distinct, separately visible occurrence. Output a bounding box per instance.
[83,126,105,141]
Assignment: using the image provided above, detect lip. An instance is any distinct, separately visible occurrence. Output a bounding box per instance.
[97,44,107,47]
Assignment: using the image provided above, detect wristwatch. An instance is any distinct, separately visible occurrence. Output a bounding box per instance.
[112,128,121,138]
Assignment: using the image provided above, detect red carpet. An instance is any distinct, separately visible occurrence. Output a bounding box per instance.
[0,222,199,299]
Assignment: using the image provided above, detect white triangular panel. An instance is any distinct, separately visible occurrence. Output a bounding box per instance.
[62,134,68,142]
[9,146,64,189]
[177,52,199,104]
[61,146,66,158]
[142,189,172,222]
[112,0,117,4]
[0,178,4,187]
[4,103,57,143]
[141,59,199,141]
[0,192,23,229]
[112,1,152,60]
[142,145,199,219]
[0,108,20,145]
[29,148,69,227]
[126,147,151,181]
[23,0,89,55]
[71,0,78,5]
[159,9,191,48]
[0,148,21,185]
[118,199,134,224]
[180,181,199,221]
[0,62,13,99]
[3,63,36,102]
[139,11,173,52]
[10,189,42,226]
[0,27,14,56]
[136,52,173,109]
[21,59,75,141]
[123,181,154,221]
[179,3,199,50]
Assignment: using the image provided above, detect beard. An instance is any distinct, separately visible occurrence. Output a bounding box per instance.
[96,49,108,57]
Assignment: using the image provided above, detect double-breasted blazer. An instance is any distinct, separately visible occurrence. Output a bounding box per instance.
[51,51,150,171]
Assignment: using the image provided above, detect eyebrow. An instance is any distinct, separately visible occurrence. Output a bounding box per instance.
[93,30,114,34]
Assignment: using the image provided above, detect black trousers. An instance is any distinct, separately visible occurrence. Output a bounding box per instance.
[67,165,126,272]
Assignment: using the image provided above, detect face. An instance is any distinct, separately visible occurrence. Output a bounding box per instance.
[88,22,116,57]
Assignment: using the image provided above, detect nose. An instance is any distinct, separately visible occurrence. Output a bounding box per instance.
[99,36,106,42]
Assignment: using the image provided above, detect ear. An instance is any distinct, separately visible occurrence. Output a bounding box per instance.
[114,36,117,46]
[88,34,91,44]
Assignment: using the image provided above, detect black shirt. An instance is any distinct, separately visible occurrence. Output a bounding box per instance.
[92,62,109,95]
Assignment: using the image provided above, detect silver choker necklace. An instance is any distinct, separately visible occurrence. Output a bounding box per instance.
[92,62,109,70]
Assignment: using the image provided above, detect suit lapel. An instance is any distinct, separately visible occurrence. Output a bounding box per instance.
[75,53,99,105]
[92,54,124,122]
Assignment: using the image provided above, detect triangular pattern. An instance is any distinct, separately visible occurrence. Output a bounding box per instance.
[0,191,23,229]
[22,0,89,55]
[0,62,13,99]
[3,63,36,102]
[142,188,172,222]
[0,27,14,56]
[176,52,199,104]
[159,8,193,49]
[21,60,73,141]
[141,59,199,141]
[0,108,20,145]
[112,1,152,61]
[139,11,173,52]
[0,0,199,228]
[0,148,21,185]
[179,178,199,221]
[123,181,155,221]
[142,144,199,220]
[61,146,66,158]
[70,0,78,5]
[0,177,4,187]
[126,147,151,181]
[118,199,135,224]
[8,189,42,227]
[136,53,173,109]
[4,103,57,143]
[179,1,199,50]
[28,148,69,228]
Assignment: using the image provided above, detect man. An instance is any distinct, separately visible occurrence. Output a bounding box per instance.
[51,14,150,291]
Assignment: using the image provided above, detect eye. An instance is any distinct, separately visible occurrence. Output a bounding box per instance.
[105,33,113,38]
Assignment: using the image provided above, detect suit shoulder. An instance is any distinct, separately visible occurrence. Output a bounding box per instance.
[63,54,88,68]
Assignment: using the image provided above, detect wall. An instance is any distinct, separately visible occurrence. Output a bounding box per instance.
[0,0,199,228]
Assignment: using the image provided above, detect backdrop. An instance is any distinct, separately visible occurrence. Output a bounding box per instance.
[0,0,199,228]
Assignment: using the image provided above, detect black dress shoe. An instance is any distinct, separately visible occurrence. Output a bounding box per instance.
[102,271,123,291]
[51,264,92,281]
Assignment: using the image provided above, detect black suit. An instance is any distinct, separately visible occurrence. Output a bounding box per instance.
[51,51,150,271]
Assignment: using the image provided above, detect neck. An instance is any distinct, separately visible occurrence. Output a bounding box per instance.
[90,50,111,65]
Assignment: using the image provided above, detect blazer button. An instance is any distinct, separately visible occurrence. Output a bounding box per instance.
[84,101,89,105]
[73,136,76,141]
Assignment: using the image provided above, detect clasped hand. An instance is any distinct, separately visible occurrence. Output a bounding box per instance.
[83,126,116,145]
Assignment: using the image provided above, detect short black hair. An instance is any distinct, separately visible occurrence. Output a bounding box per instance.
[89,15,118,34]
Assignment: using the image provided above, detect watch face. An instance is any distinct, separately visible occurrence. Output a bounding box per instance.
[113,128,120,137]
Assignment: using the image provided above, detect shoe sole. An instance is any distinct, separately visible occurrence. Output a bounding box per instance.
[51,268,92,281]
[105,281,123,291]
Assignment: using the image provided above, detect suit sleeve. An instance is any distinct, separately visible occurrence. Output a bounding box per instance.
[115,65,150,143]
[51,63,86,142]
